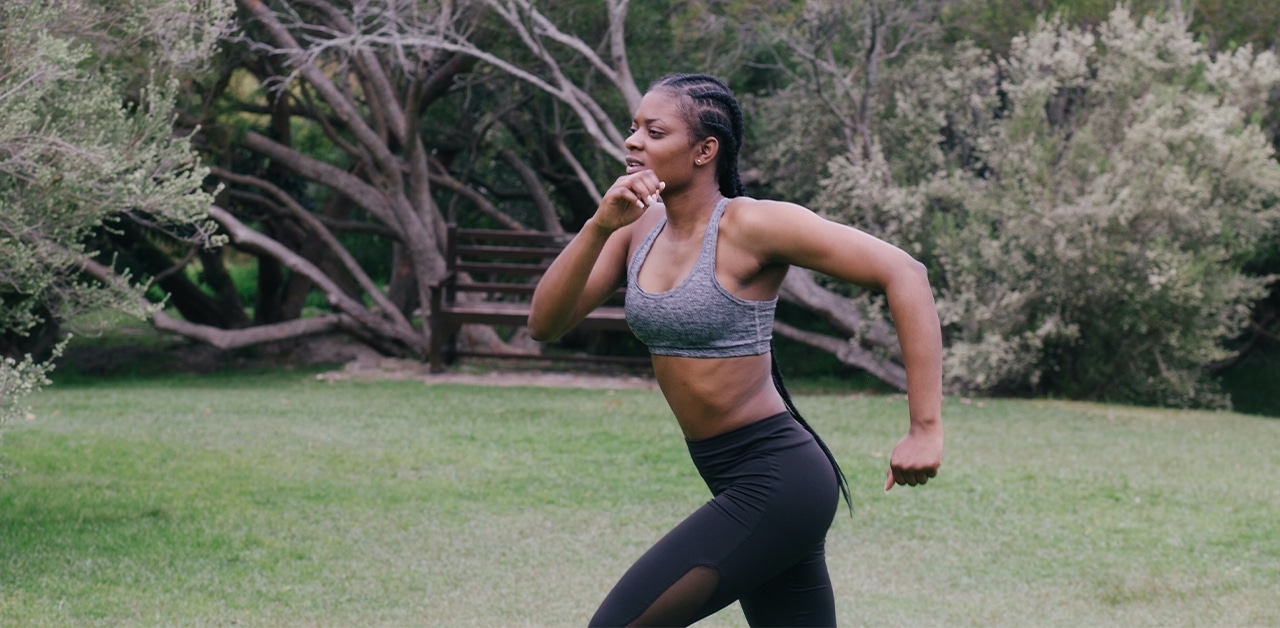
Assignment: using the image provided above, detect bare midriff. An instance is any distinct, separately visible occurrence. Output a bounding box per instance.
[650,352,789,440]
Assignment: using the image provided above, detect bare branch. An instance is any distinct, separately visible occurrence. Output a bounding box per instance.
[778,269,902,358]
[773,321,907,390]
[71,246,354,351]
[498,149,563,234]
[292,0,410,143]
[260,0,631,161]
[209,166,415,332]
[238,130,397,226]
[556,138,602,202]
[208,205,427,353]
[500,0,641,111]
[154,312,351,351]
[427,158,529,231]
[295,83,368,161]
[237,0,408,182]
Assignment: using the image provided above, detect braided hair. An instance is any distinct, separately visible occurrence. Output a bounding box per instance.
[649,73,747,199]
[651,73,853,514]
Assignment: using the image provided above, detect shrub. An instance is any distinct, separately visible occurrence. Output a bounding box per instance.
[813,8,1280,406]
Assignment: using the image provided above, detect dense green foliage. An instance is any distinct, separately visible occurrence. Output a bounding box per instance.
[0,0,231,422]
[3,376,1278,624]
[765,7,1280,406]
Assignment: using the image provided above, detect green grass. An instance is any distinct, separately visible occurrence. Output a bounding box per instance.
[2,375,1278,626]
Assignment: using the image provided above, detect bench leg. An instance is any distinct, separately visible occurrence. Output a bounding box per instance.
[430,318,459,374]
[429,322,446,373]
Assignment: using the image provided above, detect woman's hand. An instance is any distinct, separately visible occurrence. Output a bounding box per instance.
[884,424,943,491]
[593,170,665,233]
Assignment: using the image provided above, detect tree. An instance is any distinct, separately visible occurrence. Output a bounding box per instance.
[0,0,231,423]
[811,7,1280,406]
[121,0,641,361]
[107,0,908,388]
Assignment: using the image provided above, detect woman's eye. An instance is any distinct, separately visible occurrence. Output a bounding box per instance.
[629,126,638,134]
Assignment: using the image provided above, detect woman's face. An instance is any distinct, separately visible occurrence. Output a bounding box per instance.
[624,89,702,184]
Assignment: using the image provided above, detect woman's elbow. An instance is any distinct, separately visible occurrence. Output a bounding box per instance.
[891,256,934,297]
[907,257,930,284]
[526,313,562,343]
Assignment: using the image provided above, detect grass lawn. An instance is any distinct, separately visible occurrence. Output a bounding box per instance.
[2,372,1278,626]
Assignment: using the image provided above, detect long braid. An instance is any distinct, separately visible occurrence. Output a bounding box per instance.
[772,350,853,514]
[653,73,852,514]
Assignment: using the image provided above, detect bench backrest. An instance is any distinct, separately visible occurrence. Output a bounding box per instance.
[442,225,624,304]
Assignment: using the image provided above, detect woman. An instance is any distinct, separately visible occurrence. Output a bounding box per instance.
[528,73,944,627]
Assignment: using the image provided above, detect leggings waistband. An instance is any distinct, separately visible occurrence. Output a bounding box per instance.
[685,411,809,460]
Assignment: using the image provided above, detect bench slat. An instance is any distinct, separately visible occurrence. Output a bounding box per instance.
[454,261,550,275]
[430,224,642,372]
[456,228,570,244]
[455,244,565,258]
[447,283,626,297]
[441,301,625,318]
[437,306,629,330]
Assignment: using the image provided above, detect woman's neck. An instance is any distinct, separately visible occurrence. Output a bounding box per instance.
[659,185,724,235]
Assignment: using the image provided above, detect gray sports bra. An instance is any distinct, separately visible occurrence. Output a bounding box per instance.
[624,197,776,358]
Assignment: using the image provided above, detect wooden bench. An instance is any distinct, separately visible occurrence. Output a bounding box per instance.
[428,224,645,372]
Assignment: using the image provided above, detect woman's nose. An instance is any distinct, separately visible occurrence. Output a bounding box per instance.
[624,129,643,151]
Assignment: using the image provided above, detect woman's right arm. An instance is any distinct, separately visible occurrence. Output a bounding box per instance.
[528,171,664,342]
[527,219,631,342]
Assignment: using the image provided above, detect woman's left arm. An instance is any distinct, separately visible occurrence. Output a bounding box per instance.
[736,200,944,490]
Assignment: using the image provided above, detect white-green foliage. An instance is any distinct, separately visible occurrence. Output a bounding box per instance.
[0,345,64,425]
[811,8,1280,406]
[0,0,232,424]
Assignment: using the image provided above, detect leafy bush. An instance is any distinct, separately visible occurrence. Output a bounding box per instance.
[813,8,1280,406]
[0,0,231,422]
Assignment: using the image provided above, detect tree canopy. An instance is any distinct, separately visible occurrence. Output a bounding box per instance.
[3,0,1277,414]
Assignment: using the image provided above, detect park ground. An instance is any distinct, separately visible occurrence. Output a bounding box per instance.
[0,328,1277,625]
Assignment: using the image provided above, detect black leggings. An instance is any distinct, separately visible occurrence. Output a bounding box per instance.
[589,412,840,627]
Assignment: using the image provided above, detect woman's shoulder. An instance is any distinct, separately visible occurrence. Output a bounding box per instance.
[720,196,845,266]
[722,197,821,239]
[725,196,813,218]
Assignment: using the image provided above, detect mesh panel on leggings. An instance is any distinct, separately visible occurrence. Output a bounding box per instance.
[625,565,719,627]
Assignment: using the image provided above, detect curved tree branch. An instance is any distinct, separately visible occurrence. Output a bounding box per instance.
[556,137,602,202]
[499,148,563,233]
[72,248,359,352]
[154,312,352,351]
[291,0,410,144]
[238,0,404,182]
[210,165,415,332]
[427,158,529,231]
[772,320,907,390]
[778,268,902,359]
[239,129,396,225]
[208,205,427,353]
[238,0,446,320]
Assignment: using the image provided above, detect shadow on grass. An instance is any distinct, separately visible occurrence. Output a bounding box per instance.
[1216,335,1280,418]
[50,324,361,388]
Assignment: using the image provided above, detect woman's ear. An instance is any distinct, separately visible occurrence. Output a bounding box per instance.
[695,137,719,166]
